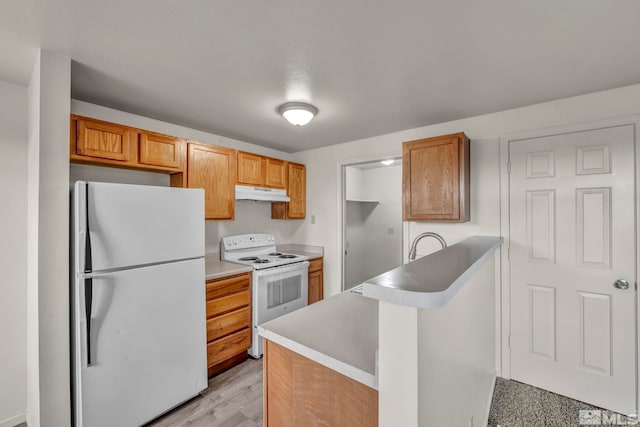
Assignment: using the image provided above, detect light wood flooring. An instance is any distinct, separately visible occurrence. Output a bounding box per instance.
[147,358,263,427]
[145,358,624,427]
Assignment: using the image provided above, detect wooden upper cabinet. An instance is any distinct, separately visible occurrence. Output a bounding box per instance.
[287,163,306,218]
[73,116,137,164]
[237,151,287,189]
[402,132,470,222]
[70,115,187,173]
[272,162,306,220]
[139,132,184,169]
[237,151,265,186]
[265,158,287,188]
[187,142,237,220]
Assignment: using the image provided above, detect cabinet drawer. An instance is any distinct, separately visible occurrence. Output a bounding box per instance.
[308,257,323,273]
[207,328,251,367]
[206,290,250,318]
[206,273,251,300]
[207,307,251,342]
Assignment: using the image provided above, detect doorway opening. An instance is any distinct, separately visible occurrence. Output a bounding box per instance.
[341,157,403,291]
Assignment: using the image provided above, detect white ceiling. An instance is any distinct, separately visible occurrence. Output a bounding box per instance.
[2,0,640,152]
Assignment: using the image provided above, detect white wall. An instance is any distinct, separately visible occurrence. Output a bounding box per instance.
[292,84,640,297]
[360,166,402,278]
[70,100,302,253]
[345,165,402,288]
[345,167,364,200]
[26,52,42,427]
[27,49,71,427]
[417,257,495,426]
[0,80,28,427]
[70,163,170,187]
[345,201,369,287]
[378,256,496,427]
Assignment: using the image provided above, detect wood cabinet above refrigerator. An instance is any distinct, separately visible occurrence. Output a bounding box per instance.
[70,115,185,173]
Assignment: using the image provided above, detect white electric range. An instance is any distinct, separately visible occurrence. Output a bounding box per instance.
[220,233,309,358]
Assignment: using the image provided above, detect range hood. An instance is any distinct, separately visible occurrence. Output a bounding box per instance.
[235,185,290,202]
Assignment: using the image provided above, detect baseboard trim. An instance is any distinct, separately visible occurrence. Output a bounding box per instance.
[484,373,497,427]
[0,413,26,427]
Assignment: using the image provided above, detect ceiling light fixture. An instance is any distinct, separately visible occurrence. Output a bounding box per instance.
[380,159,394,166]
[278,102,318,126]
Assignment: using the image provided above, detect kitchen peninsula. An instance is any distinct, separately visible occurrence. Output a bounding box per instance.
[259,236,502,427]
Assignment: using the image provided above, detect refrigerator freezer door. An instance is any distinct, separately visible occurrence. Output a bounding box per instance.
[77,181,204,271]
[73,259,207,427]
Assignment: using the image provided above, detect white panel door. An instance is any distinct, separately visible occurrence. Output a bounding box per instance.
[509,125,636,414]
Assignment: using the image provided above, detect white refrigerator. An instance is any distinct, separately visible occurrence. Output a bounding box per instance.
[70,181,208,427]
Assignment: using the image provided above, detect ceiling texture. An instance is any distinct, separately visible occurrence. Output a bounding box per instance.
[2,0,640,152]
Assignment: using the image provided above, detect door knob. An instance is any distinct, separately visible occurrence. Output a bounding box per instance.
[614,279,630,290]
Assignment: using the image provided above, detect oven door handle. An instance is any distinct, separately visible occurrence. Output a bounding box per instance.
[254,261,309,277]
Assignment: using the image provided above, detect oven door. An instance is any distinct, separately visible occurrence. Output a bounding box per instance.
[255,261,309,325]
[251,261,309,357]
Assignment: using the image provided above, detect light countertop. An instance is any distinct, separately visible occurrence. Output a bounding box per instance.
[204,253,252,280]
[204,244,322,280]
[276,243,323,260]
[363,235,502,308]
[258,236,501,390]
[259,291,378,389]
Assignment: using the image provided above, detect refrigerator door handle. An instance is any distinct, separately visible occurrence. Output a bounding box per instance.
[84,183,94,366]
[85,277,93,366]
[84,183,92,274]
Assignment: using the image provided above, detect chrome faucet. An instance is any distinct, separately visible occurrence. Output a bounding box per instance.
[408,232,447,261]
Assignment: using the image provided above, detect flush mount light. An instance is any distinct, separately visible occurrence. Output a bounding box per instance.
[278,102,318,126]
[380,159,394,166]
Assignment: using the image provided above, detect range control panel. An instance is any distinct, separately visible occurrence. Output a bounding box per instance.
[221,233,276,251]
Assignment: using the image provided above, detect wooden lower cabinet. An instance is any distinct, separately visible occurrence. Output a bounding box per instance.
[308,257,323,305]
[206,272,252,377]
[264,340,378,427]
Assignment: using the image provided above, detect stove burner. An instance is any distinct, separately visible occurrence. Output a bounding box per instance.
[278,254,297,259]
[269,252,283,256]
[254,259,271,264]
[239,256,259,261]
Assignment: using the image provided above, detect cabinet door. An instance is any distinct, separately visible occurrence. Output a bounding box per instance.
[75,118,136,163]
[271,162,306,220]
[139,132,184,169]
[308,270,323,305]
[187,142,236,220]
[265,158,286,188]
[402,132,469,222]
[287,163,306,219]
[237,151,265,186]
